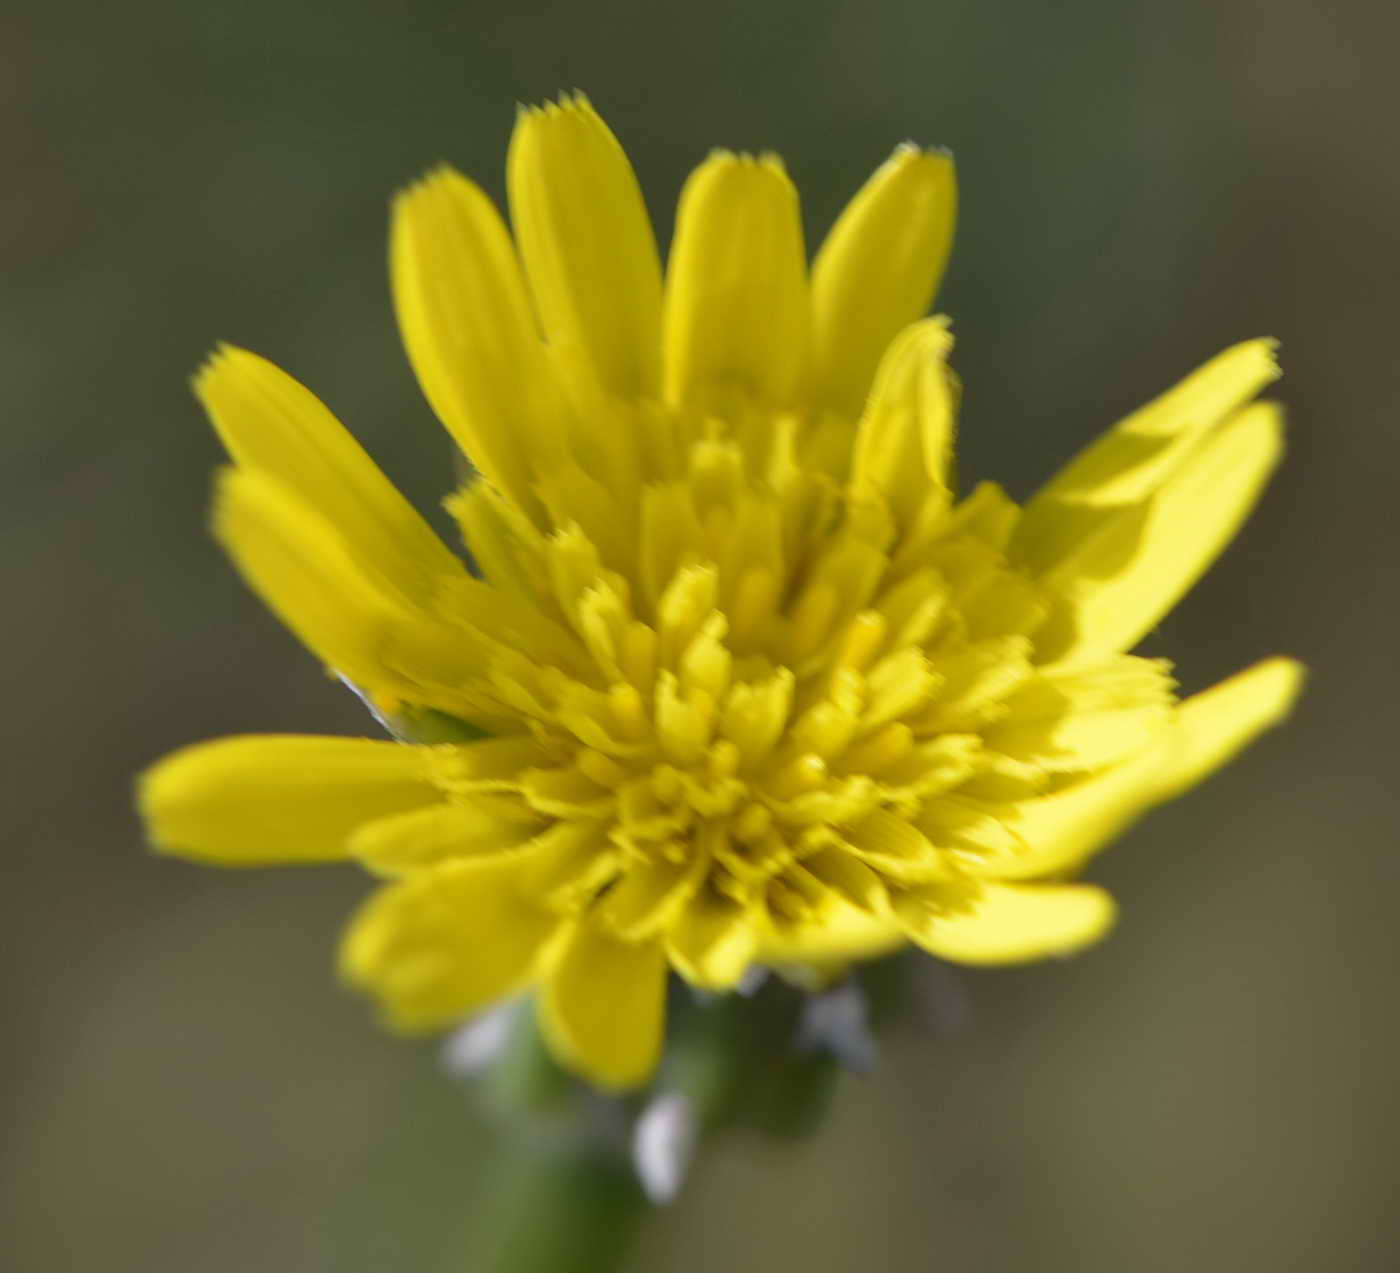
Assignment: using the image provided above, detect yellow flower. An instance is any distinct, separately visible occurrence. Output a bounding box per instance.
[139,94,1301,1089]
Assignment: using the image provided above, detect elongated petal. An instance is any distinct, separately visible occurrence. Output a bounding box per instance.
[849,318,955,527]
[811,145,957,417]
[901,881,1116,964]
[983,656,1175,773]
[214,468,493,716]
[1015,339,1279,572]
[596,853,709,940]
[508,94,663,399]
[391,168,567,519]
[340,856,559,1031]
[1155,655,1304,798]
[139,735,439,864]
[964,748,1169,882]
[665,892,758,989]
[970,656,1304,880]
[539,921,667,1088]
[663,152,807,412]
[194,346,463,596]
[1035,402,1283,663]
[349,798,546,874]
[758,903,904,965]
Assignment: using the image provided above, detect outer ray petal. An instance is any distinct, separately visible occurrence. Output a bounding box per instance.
[539,921,667,1088]
[349,798,547,874]
[138,735,440,864]
[811,145,957,417]
[900,881,1116,964]
[984,656,1175,773]
[1015,339,1280,572]
[194,346,464,595]
[507,94,663,400]
[757,902,904,965]
[340,855,560,1032]
[213,468,495,718]
[596,852,709,940]
[969,657,1303,881]
[391,168,567,520]
[665,892,759,989]
[662,152,808,413]
[849,317,955,527]
[1155,655,1304,798]
[1034,401,1284,663]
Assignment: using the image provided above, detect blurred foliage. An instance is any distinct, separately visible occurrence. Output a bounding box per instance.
[4,0,1398,1269]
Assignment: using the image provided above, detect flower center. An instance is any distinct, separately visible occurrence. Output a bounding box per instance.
[412,413,1174,945]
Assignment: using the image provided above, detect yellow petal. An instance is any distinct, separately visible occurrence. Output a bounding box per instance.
[213,468,494,717]
[539,921,667,1088]
[840,806,947,883]
[983,656,1175,772]
[665,891,758,990]
[193,346,463,596]
[391,167,567,520]
[349,798,546,874]
[849,317,955,527]
[900,881,1116,964]
[446,481,552,608]
[1015,339,1279,572]
[969,656,1303,880]
[662,152,807,413]
[596,853,709,940]
[138,735,439,865]
[507,94,663,399]
[962,748,1168,881]
[1035,401,1284,663]
[758,897,903,965]
[811,145,957,417]
[1155,655,1304,798]
[340,855,559,1031]
[800,846,890,914]
[514,819,621,909]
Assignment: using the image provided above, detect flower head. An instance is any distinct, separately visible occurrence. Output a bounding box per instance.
[139,95,1301,1088]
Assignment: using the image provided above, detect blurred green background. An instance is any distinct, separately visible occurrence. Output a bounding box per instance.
[5,0,1397,1268]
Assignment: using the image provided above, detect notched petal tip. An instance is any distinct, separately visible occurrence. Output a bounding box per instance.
[391,160,564,518]
[508,88,663,400]
[880,312,955,360]
[1239,334,1281,377]
[693,148,791,181]
[1022,336,1284,537]
[849,316,957,523]
[811,143,958,415]
[517,87,595,119]
[189,341,245,396]
[887,140,956,171]
[516,88,594,120]
[664,148,807,410]
[392,162,472,209]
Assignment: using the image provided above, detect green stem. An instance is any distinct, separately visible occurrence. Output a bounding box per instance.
[480,1137,651,1273]
[467,970,885,1271]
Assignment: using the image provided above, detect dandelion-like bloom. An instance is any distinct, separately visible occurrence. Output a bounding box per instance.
[140,96,1301,1087]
